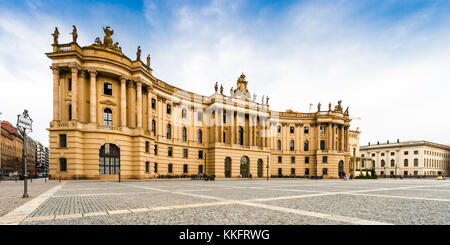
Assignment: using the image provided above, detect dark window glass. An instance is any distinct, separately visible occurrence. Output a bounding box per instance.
[404,159,408,167]
[182,108,187,118]
[99,144,120,175]
[404,151,408,155]
[277,140,281,150]
[59,158,67,172]
[290,126,294,134]
[223,132,226,143]
[305,168,309,175]
[59,134,67,148]
[198,129,203,143]
[67,78,72,92]
[381,160,385,167]
[304,126,309,134]
[278,156,282,163]
[154,163,158,173]
[168,147,173,157]
[199,150,203,159]
[414,158,418,167]
[145,161,149,172]
[391,152,395,156]
[183,164,188,174]
[291,156,295,163]
[414,150,419,154]
[68,104,72,121]
[104,108,112,126]
[104,83,112,95]
[151,98,156,109]
[168,164,173,173]
[291,168,295,175]
[167,124,172,139]
[305,156,309,164]
[277,126,281,133]
[320,140,325,150]
[182,127,187,142]
[152,120,156,134]
[154,144,158,155]
[145,141,149,153]
[322,156,327,163]
[290,140,294,151]
[278,168,282,176]
[223,114,226,123]
[390,159,395,167]
[304,141,309,151]
[381,153,385,156]
[239,126,244,145]
[183,149,188,158]
[198,111,202,121]
[167,104,171,114]
[322,168,328,175]
[198,165,203,174]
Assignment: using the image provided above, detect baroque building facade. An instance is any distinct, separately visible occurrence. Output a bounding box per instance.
[47,26,353,180]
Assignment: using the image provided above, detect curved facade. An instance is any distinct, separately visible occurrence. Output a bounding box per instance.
[47,27,352,179]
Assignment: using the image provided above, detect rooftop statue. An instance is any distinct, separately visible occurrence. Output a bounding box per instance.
[261,95,265,105]
[334,100,343,113]
[147,55,151,67]
[317,102,321,112]
[233,73,251,99]
[230,87,234,96]
[344,106,349,115]
[214,82,218,93]
[220,84,223,95]
[71,25,78,43]
[266,96,270,105]
[52,27,59,45]
[328,102,332,111]
[253,93,257,101]
[136,46,141,60]
[103,26,114,46]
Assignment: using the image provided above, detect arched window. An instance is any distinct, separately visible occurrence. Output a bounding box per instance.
[290,140,295,151]
[404,159,408,167]
[277,140,281,150]
[167,124,172,139]
[320,140,325,150]
[99,143,120,174]
[304,140,309,151]
[277,125,281,133]
[391,159,395,167]
[104,108,112,126]
[68,104,72,121]
[182,108,187,118]
[381,159,385,167]
[152,120,155,133]
[198,129,202,143]
[238,126,244,145]
[182,127,187,142]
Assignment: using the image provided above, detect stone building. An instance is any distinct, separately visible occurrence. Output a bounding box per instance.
[360,140,450,177]
[47,26,354,180]
[0,121,37,174]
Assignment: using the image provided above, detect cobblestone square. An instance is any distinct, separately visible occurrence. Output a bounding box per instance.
[0,178,448,225]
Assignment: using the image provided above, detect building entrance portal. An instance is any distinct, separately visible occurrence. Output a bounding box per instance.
[240,156,249,178]
[338,160,344,178]
[99,144,120,175]
[225,157,232,178]
[257,159,263,178]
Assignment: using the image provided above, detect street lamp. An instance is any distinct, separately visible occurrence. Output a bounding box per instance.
[17,110,33,198]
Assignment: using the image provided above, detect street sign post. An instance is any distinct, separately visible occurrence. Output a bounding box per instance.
[16,110,33,198]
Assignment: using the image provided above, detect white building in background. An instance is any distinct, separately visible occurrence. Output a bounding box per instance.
[360,140,450,177]
[36,142,49,172]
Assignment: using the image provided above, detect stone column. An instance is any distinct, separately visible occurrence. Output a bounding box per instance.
[340,126,344,152]
[331,124,335,150]
[328,123,332,150]
[317,124,321,150]
[120,78,127,128]
[344,126,349,152]
[253,116,257,146]
[89,70,97,123]
[215,109,220,142]
[51,66,60,121]
[70,67,78,121]
[136,82,142,128]
[230,111,235,145]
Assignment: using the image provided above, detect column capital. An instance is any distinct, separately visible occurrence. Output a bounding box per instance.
[50,65,60,74]
[88,70,97,77]
[79,70,87,78]
[70,66,79,74]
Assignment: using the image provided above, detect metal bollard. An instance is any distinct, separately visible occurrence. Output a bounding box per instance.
[59,176,61,183]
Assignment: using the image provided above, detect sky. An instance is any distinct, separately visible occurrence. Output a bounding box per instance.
[0,0,449,147]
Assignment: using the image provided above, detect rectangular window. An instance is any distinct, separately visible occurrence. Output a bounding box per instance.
[168,164,173,173]
[199,150,203,159]
[59,134,67,148]
[278,168,282,176]
[166,104,171,114]
[198,165,203,174]
[154,144,158,155]
[305,157,309,164]
[198,111,202,121]
[414,150,419,154]
[380,171,384,176]
[145,141,149,153]
[390,171,394,176]
[404,171,408,176]
[59,158,67,172]
[183,149,188,158]
[322,156,328,163]
[361,154,365,157]
[168,147,173,157]
[414,171,418,176]
[104,83,112,95]
[183,164,188,174]
[278,156,282,163]
[291,168,295,175]
[291,156,295,163]
[404,151,408,155]
[305,168,309,175]
[151,98,156,109]
[371,153,375,157]
[414,158,418,167]
[381,153,385,156]
[322,168,328,175]
[391,152,395,156]
[290,126,294,134]
[145,161,149,173]
[154,163,158,173]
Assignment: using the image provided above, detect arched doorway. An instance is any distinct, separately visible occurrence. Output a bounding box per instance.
[338,160,344,178]
[240,156,249,178]
[257,159,263,178]
[99,144,120,175]
[225,157,232,178]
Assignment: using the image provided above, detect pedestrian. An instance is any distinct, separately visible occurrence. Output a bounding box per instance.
[249,172,252,180]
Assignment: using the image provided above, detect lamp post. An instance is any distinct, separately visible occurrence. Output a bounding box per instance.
[17,110,33,198]
[266,155,269,181]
